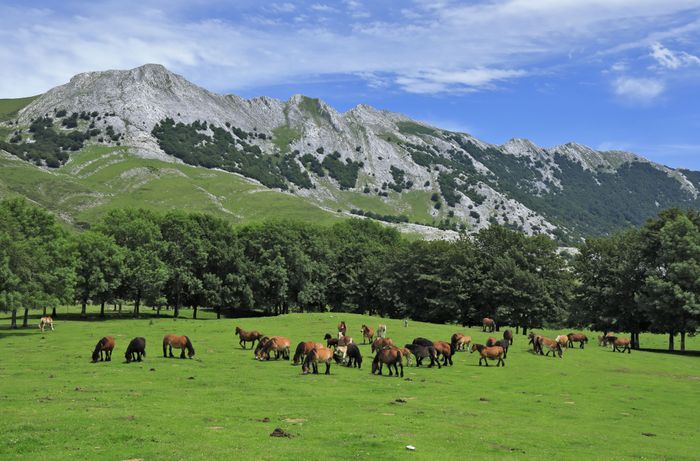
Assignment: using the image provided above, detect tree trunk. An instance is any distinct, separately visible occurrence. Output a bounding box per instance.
[174,290,180,318]
[216,307,221,319]
[515,326,519,334]
[522,326,528,336]
[100,302,105,318]
[81,300,87,318]
[118,303,122,313]
[51,306,57,318]
[680,331,686,352]
[193,305,198,319]
[668,332,675,351]
[133,296,140,318]
[22,308,29,327]
[43,306,47,316]
[10,309,17,329]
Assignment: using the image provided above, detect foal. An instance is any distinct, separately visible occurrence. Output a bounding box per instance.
[302,346,333,375]
[39,316,54,332]
[235,326,263,349]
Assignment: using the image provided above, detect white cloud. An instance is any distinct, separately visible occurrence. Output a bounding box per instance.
[0,1,699,97]
[613,77,665,103]
[396,68,527,94]
[650,42,700,69]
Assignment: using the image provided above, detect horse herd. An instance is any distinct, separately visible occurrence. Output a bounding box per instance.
[36,314,630,369]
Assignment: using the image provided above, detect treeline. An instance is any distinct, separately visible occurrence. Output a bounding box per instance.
[0,199,697,351]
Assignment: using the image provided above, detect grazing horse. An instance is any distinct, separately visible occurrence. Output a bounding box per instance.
[39,316,54,332]
[377,324,387,339]
[92,336,115,362]
[451,333,471,352]
[163,334,195,359]
[256,336,291,361]
[567,333,588,349]
[235,326,263,349]
[361,324,375,344]
[405,343,441,368]
[254,336,270,357]
[372,346,404,377]
[292,341,323,365]
[471,343,505,367]
[503,329,513,345]
[371,337,394,353]
[608,336,632,354]
[482,317,496,332]
[486,337,499,347]
[341,343,363,368]
[528,332,543,355]
[125,337,146,363]
[537,336,563,358]
[433,340,454,366]
[302,346,334,375]
[337,321,347,336]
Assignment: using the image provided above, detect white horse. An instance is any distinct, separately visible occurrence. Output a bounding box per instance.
[39,316,54,332]
[377,324,387,339]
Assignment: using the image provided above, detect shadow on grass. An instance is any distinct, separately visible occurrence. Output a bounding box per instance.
[636,348,700,357]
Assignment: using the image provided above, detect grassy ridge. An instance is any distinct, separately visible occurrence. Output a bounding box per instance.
[0,308,697,460]
[0,145,343,227]
[0,95,40,121]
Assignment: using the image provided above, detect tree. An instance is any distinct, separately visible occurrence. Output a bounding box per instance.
[637,210,700,351]
[98,209,168,318]
[72,231,124,318]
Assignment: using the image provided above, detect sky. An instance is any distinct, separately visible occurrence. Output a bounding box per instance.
[1,0,700,169]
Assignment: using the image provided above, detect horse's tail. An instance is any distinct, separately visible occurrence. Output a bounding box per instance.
[293,342,305,364]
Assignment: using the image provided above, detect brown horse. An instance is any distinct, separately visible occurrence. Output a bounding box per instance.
[361,324,375,344]
[486,337,499,347]
[567,333,588,349]
[235,326,263,349]
[39,316,54,332]
[163,334,195,359]
[256,336,291,361]
[482,317,496,332]
[503,329,513,345]
[292,341,324,365]
[433,340,454,366]
[372,346,404,377]
[528,332,543,355]
[537,336,563,358]
[451,333,471,352]
[337,321,347,336]
[302,346,334,374]
[600,332,617,346]
[471,344,505,367]
[371,337,394,353]
[608,336,632,354]
[555,335,569,348]
[92,336,115,362]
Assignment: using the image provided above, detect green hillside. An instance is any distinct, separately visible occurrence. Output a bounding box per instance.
[0,146,343,227]
[0,95,40,121]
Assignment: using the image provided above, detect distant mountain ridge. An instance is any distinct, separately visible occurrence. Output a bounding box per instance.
[2,63,699,241]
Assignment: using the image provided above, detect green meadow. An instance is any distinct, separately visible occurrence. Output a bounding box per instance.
[1,308,698,461]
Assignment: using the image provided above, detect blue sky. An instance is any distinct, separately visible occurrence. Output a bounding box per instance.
[1,0,700,169]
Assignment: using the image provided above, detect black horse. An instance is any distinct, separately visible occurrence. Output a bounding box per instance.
[405,343,441,368]
[412,337,434,347]
[125,337,146,363]
[494,338,510,359]
[344,343,363,369]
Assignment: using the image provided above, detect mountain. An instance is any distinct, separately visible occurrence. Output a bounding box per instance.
[1,63,699,241]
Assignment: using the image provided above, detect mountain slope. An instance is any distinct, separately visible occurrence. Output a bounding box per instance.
[2,64,699,241]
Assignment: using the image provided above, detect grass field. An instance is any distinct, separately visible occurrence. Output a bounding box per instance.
[1,308,698,460]
[0,96,40,121]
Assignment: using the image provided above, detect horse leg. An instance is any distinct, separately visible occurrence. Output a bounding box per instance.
[325,362,330,375]
[107,350,111,361]
[137,352,142,362]
[163,343,168,358]
[180,348,186,359]
[399,362,404,377]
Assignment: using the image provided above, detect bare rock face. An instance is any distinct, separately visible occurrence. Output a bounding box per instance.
[13,64,700,240]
